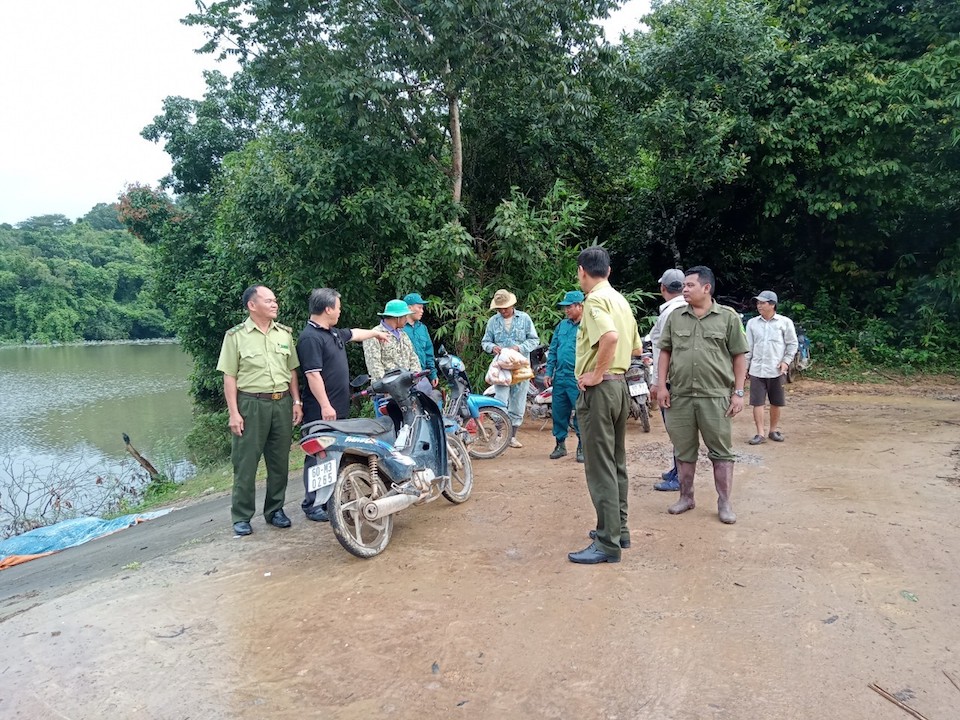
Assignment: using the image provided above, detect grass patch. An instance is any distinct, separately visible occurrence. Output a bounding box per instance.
[131,447,305,513]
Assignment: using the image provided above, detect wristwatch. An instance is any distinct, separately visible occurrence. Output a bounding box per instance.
[293,400,303,405]
[733,389,744,397]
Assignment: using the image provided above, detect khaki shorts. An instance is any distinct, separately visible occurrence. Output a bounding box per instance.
[749,374,786,407]
[664,395,735,462]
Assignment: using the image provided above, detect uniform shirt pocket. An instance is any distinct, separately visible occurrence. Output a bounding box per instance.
[674,329,693,350]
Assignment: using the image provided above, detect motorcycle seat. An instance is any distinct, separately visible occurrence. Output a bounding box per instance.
[303,417,396,440]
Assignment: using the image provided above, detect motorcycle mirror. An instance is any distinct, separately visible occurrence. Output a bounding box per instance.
[350,374,370,388]
[436,345,447,356]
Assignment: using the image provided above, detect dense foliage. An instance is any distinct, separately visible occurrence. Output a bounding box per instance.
[125,0,958,421]
[0,210,168,342]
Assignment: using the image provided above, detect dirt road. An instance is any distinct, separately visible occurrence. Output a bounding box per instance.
[2,381,959,719]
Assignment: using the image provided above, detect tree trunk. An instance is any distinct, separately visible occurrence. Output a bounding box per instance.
[449,93,463,207]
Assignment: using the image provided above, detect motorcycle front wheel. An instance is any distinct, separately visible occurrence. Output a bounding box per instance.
[328,462,393,558]
[465,406,512,460]
[443,435,474,504]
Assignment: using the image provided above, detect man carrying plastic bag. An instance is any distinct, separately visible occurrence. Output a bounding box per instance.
[481,289,540,448]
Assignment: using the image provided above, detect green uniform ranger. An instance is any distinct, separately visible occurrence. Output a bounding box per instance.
[217,288,302,535]
[569,248,642,565]
[657,266,748,525]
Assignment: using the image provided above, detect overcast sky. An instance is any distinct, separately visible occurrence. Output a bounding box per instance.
[0,0,650,226]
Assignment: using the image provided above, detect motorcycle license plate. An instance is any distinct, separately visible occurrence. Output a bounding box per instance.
[307,458,337,492]
[628,381,648,398]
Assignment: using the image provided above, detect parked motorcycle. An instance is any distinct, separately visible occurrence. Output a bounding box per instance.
[300,368,473,559]
[528,344,549,398]
[786,324,812,383]
[436,348,512,459]
[625,354,653,432]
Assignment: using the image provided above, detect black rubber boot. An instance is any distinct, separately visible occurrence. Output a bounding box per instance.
[549,440,567,459]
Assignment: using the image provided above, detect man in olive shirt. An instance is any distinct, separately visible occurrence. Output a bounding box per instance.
[217,285,302,536]
[568,247,642,565]
[656,266,748,524]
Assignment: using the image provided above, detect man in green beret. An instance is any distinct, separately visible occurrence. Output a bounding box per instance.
[546,290,585,463]
[402,292,438,389]
[217,285,302,537]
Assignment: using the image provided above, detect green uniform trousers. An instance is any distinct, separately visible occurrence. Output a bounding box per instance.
[664,394,735,462]
[231,394,293,523]
[576,379,630,558]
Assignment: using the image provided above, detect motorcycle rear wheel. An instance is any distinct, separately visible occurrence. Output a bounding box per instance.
[442,435,474,504]
[639,402,651,433]
[466,406,511,460]
[328,462,393,558]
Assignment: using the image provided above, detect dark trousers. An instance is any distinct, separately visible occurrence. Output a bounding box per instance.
[551,375,580,443]
[577,380,630,557]
[231,394,293,523]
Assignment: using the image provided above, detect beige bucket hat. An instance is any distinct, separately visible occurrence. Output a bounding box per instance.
[489,289,518,310]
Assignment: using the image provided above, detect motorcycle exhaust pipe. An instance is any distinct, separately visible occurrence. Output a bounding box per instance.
[362,493,421,520]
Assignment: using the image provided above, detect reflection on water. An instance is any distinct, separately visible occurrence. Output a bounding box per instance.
[0,342,195,491]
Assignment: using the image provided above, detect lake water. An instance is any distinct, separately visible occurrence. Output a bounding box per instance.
[0,342,195,511]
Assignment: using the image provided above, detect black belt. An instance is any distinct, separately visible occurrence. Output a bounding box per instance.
[602,374,625,382]
[239,390,290,400]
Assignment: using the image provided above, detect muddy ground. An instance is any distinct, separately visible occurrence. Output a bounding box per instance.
[2,380,960,719]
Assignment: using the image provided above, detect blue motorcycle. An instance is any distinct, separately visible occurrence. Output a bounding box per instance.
[436,347,512,460]
[300,368,473,558]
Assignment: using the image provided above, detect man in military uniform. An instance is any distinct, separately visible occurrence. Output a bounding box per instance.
[545,290,584,463]
[402,292,438,387]
[656,266,749,524]
[217,285,302,536]
[568,247,642,565]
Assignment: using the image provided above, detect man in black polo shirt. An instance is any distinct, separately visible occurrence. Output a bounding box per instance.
[297,288,389,521]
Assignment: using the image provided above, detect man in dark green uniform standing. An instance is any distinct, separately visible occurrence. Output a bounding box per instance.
[568,247,642,565]
[217,285,302,536]
[656,266,748,524]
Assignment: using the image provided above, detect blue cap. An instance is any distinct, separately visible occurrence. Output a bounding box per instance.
[402,292,427,306]
[558,290,585,306]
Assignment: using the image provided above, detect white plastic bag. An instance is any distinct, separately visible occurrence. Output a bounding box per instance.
[485,357,513,386]
[494,347,529,370]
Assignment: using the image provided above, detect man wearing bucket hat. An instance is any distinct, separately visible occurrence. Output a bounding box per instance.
[481,289,541,448]
[546,290,585,462]
[362,299,422,381]
[649,268,688,492]
[401,292,438,387]
[744,290,798,445]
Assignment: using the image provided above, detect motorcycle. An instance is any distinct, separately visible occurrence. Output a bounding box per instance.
[436,348,512,460]
[786,324,812,383]
[527,344,549,399]
[624,334,653,432]
[300,368,473,559]
[625,355,653,432]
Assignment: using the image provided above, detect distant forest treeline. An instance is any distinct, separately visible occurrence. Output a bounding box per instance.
[0,207,168,342]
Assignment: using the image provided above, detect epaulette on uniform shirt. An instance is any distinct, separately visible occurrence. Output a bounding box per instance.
[276,322,293,333]
[225,323,245,336]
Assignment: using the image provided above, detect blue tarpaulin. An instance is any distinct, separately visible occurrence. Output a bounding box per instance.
[0,510,172,565]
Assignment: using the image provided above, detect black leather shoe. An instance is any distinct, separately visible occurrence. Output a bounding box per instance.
[268,510,292,528]
[305,507,329,522]
[568,543,620,564]
[233,521,253,536]
[589,529,631,549]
